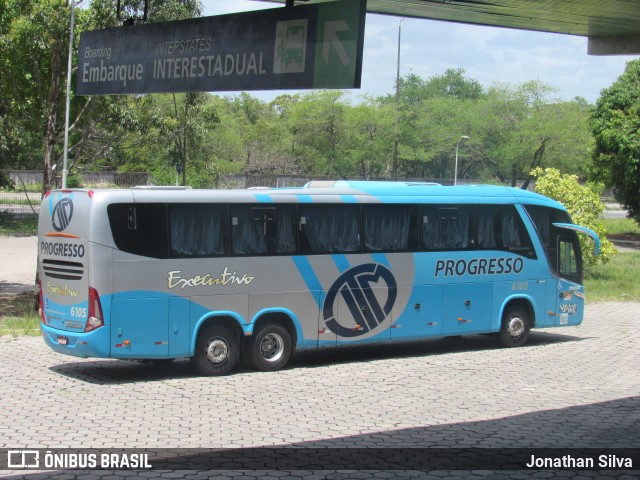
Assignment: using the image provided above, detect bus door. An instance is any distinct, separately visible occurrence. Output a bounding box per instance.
[549,223,600,326]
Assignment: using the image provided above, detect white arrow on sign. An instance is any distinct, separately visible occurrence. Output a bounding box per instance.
[322,20,350,66]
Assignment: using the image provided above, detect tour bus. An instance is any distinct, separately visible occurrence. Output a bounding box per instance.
[38,181,600,376]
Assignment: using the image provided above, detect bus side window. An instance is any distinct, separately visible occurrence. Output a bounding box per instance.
[230,205,296,255]
[363,205,420,252]
[108,203,168,258]
[422,205,474,251]
[169,204,226,258]
[298,204,360,254]
[477,205,536,259]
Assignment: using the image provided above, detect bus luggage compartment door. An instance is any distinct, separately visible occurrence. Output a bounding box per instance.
[110,297,169,358]
[391,285,442,340]
[441,283,493,335]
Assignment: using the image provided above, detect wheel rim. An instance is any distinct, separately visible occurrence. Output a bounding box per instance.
[205,337,229,365]
[507,315,525,338]
[259,333,284,363]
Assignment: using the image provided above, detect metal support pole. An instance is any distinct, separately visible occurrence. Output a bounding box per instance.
[392,18,404,181]
[61,0,75,189]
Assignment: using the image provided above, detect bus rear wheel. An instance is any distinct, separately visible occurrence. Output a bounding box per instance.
[245,323,292,372]
[191,325,238,376]
[497,305,530,348]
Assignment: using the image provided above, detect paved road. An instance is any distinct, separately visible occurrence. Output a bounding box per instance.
[0,236,37,295]
[0,302,639,479]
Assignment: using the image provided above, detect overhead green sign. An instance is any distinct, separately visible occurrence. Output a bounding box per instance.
[77,0,366,96]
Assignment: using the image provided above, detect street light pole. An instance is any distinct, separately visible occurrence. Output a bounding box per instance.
[392,17,404,181]
[61,0,76,189]
[454,135,469,186]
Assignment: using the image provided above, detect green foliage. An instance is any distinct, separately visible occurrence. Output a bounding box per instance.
[0,212,37,236]
[601,217,640,236]
[480,82,590,185]
[65,173,83,188]
[531,167,615,268]
[0,171,14,190]
[589,59,640,225]
[0,293,40,336]
[387,68,484,106]
[376,76,591,182]
[0,0,72,171]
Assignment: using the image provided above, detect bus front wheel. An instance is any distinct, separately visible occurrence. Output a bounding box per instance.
[497,305,530,348]
[191,325,238,376]
[245,323,292,372]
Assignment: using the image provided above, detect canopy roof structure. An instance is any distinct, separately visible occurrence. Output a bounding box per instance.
[263,0,640,54]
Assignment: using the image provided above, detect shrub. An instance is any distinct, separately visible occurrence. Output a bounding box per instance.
[531,167,615,268]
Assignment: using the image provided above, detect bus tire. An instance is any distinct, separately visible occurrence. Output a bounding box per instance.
[497,305,530,348]
[245,323,292,372]
[191,325,238,376]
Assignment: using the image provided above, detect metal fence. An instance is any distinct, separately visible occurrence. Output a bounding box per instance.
[222,174,456,189]
[0,170,152,216]
[0,192,41,217]
[1,170,151,189]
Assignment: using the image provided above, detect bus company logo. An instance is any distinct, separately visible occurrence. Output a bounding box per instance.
[51,198,74,232]
[322,263,397,338]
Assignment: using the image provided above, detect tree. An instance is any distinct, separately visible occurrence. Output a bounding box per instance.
[378,72,590,184]
[590,59,640,224]
[0,0,74,191]
[288,91,347,176]
[532,167,615,268]
[0,0,203,193]
[385,68,484,107]
[482,82,590,187]
[342,98,394,178]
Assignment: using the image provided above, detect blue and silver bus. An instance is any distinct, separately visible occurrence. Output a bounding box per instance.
[37,181,600,375]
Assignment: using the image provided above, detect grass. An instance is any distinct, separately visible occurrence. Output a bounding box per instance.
[0,184,42,193]
[602,218,640,237]
[585,251,640,302]
[0,197,34,205]
[0,293,41,336]
[0,213,37,236]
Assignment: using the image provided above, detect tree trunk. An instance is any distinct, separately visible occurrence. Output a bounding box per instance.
[521,138,547,190]
[42,44,63,195]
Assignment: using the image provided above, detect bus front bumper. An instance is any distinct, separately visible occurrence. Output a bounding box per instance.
[41,323,111,358]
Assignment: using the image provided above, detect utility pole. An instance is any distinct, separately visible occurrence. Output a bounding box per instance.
[392,18,404,181]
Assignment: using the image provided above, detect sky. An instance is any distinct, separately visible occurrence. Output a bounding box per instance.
[202,0,638,104]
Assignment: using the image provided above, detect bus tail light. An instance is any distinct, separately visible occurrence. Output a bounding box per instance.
[85,287,104,332]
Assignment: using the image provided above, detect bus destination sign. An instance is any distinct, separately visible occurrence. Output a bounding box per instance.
[77,0,366,96]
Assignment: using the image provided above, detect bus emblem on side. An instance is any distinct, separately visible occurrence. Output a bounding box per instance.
[322,263,397,338]
[52,198,74,232]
